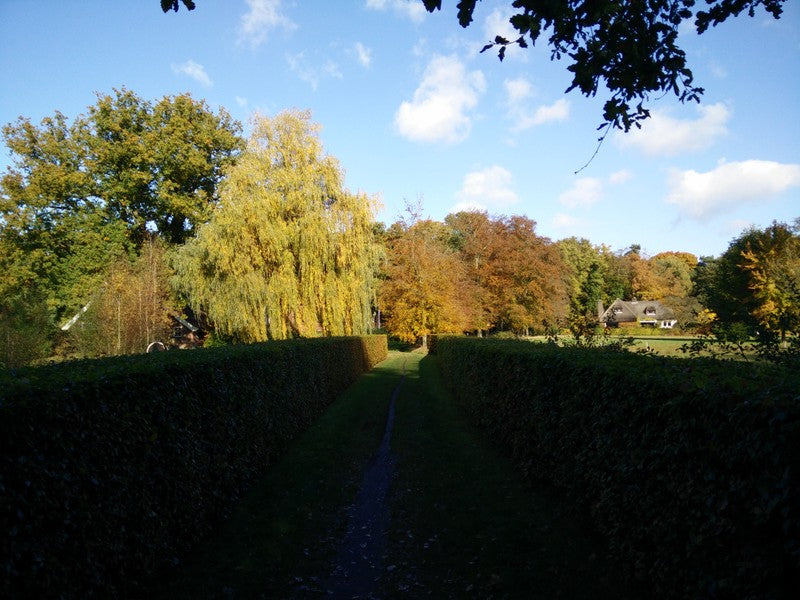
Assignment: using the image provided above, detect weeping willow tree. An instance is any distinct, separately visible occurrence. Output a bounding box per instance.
[172,110,380,342]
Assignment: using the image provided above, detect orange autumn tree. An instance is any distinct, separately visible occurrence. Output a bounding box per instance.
[378,217,474,346]
[446,211,568,335]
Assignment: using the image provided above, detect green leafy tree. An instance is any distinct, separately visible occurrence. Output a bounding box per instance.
[696,222,800,340]
[172,110,379,342]
[422,0,787,133]
[1,89,242,328]
[558,238,639,307]
[84,89,243,245]
[557,237,604,304]
[556,237,609,340]
[599,245,635,302]
[71,237,175,357]
[0,287,52,369]
[649,251,697,299]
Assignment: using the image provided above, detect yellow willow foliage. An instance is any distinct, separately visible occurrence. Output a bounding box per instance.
[172,110,380,342]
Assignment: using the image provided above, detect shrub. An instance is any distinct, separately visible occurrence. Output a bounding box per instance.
[0,335,387,598]
[437,337,799,599]
[0,289,52,369]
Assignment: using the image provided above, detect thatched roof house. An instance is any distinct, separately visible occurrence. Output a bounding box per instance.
[598,299,677,329]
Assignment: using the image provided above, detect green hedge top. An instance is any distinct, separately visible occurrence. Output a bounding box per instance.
[0,335,387,599]
[0,335,388,402]
[436,337,800,600]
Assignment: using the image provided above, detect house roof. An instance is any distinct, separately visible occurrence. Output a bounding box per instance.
[599,299,676,323]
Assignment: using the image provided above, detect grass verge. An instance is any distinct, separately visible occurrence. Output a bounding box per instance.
[148,351,408,598]
[150,350,630,598]
[385,352,630,599]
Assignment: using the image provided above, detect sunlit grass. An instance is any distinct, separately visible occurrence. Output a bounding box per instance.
[526,333,759,359]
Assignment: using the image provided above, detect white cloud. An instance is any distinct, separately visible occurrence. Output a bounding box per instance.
[365,0,426,23]
[724,219,756,236]
[395,55,485,144]
[504,77,569,131]
[609,169,633,185]
[504,77,532,105]
[354,42,372,67]
[666,159,800,220]
[552,213,584,229]
[559,177,604,209]
[412,38,428,58]
[287,52,318,89]
[451,165,518,213]
[171,60,212,86]
[557,170,630,211]
[616,102,731,156]
[709,60,728,79]
[483,8,524,60]
[239,0,296,49]
[530,99,569,126]
[235,96,248,107]
[285,51,343,89]
[324,60,343,80]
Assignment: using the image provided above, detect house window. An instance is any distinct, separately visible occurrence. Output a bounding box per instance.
[644,306,656,316]
[613,307,623,314]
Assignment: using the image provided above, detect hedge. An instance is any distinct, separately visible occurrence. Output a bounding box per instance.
[0,335,387,598]
[436,337,799,600]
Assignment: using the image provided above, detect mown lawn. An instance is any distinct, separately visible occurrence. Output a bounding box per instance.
[148,352,403,598]
[148,350,631,598]
[385,352,627,598]
[527,333,757,358]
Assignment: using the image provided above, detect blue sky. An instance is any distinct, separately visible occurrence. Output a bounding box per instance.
[1,0,798,258]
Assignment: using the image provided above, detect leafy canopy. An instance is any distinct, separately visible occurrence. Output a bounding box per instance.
[695,221,800,340]
[161,1,786,134]
[379,210,568,342]
[161,0,195,12]
[422,0,787,133]
[446,211,567,335]
[379,216,473,344]
[172,110,380,342]
[0,88,242,323]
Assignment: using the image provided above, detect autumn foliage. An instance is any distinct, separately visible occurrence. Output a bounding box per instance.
[1,87,798,362]
[378,210,569,344]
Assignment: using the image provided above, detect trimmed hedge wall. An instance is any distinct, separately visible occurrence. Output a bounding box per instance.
[0,335,387,598]
[436,337,799,599]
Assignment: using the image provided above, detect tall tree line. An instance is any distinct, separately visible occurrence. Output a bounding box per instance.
[2,88,797,365]
[377,212,714,344]
[0,94,379,366]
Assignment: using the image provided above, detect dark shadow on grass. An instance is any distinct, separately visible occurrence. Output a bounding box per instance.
[147,352,407,599]
[324,364,404,598]
[387,337,416,352]
[384,354,634,599]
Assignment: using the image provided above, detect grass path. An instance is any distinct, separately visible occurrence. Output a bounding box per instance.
[151,351,627,598]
